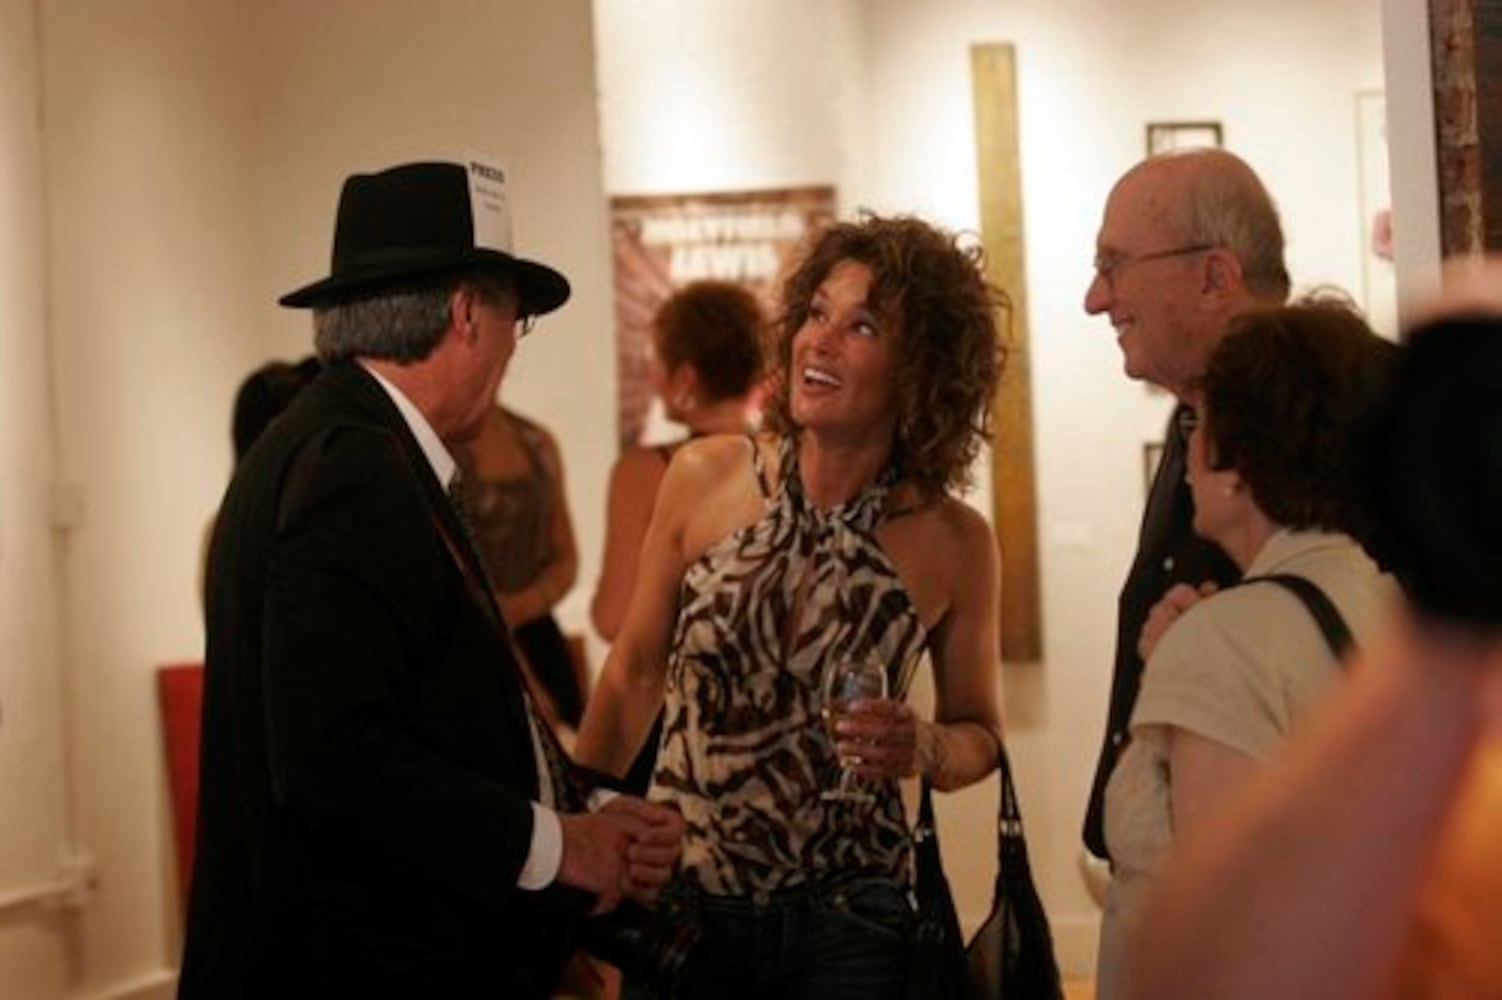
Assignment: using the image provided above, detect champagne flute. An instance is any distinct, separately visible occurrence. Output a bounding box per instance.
[819,654,889,804]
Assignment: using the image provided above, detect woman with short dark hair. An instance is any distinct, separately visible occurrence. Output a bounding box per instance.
[1123,261,1502,1000]
[1096,297,1400,999]
[591,280,766,645]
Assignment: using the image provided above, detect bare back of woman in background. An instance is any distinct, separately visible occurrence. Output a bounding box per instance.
[590,280,765,791]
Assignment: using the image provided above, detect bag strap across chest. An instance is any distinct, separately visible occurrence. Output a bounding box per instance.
[1238,573,1355,660]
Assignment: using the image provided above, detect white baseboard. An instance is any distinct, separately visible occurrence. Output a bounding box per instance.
[82,968,176,1000]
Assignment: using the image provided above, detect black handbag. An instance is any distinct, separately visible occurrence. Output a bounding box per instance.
[909,744,1063,1000]
[908,775,973,999]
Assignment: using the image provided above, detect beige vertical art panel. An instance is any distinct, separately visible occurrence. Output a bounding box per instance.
[972,43,1043,662]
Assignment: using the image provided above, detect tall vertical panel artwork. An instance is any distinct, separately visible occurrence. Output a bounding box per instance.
[608,188,836,451]
[972,43,1043,662]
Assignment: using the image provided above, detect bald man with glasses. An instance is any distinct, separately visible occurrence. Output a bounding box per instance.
[1080,148,1291,863]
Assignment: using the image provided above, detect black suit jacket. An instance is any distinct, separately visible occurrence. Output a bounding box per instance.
[1082,405,1240,859]
[180,362,584,998]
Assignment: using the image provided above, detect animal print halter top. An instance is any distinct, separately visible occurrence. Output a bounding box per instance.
[651,434,930,896]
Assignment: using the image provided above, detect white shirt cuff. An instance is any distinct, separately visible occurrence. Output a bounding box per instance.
[587,787,620,812]
[517,802,562,891]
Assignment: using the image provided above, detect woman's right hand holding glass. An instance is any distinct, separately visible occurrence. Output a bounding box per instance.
[830,691,921,783]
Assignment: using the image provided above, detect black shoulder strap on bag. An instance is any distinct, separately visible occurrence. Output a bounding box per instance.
[910,779,970,1000]
[1240,573,1355,660]
[966,740,1064,1000]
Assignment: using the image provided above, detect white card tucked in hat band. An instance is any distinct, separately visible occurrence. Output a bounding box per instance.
[466,156,514,252]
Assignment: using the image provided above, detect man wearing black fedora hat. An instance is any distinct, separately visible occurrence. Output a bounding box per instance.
[181,160,684,998]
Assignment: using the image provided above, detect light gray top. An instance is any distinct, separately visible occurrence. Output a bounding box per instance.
[1096,529,1396,999]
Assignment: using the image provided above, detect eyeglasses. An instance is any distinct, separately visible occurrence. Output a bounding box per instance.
[1175,406,1200,441]
[519,313,538,338]
[1092,244,1215,290]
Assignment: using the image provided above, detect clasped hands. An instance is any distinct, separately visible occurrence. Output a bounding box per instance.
[558,796,685,915]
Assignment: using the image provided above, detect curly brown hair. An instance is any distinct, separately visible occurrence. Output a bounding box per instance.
[1199,294,1399,534]
[764,213,1007,495]
[653,280,765,401]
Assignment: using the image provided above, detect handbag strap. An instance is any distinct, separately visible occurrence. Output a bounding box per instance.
[997,740,1024,838]
[1239,573,1355,660]
[915,777,944,869]
[915,735,1029,866]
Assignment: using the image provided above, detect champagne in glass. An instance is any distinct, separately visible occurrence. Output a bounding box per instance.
[819,654,889,804]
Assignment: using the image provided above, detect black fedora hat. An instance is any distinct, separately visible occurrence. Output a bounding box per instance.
[279,160,570,314]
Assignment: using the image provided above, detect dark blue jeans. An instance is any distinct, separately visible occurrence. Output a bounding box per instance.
[628,874,914,1000]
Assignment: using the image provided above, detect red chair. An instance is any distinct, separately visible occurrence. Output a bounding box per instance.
[156,662,204,907]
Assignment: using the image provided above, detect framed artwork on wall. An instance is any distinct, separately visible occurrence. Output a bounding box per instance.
[608,187,835,451]
[1145,120,1223,155]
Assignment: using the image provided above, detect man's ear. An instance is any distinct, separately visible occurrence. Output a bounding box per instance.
[450,286,480,344]
[1203,248,1245,298]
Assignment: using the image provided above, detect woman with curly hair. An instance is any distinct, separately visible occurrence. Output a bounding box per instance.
[576,213,1007,999]
[1095,297,1400,999]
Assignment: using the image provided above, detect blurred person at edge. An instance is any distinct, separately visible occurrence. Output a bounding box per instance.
[179,161,683,1000]
[199,355,321,605]
[576,213,1007,999]
[1094,297,1400,999]
[1080,148,1292,877]
[1125,259,1502,1000]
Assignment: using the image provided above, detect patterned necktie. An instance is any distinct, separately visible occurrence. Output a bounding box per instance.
[445,472,575,810]
[446,475,483,557]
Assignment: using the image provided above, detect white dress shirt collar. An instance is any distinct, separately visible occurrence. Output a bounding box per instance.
[359,362,457,489]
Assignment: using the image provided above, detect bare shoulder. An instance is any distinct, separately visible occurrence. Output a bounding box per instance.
[912,495,995,569]
[930,496,994,547]
[667,433,771,558]
[668,432,765,485]
[875,489,998,625]
[889,484,992,545]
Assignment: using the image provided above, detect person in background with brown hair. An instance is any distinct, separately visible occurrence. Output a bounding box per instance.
[1123,261,1502,1000]
[591,279,765,642]
[590,280,765,798]
[454,402,585,730]
[231,356,323,464]
[577,213,1006,999]
[200,356,322,605]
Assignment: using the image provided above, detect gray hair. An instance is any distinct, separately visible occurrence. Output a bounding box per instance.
[311,271,515,364]
[1161,149,1291,303]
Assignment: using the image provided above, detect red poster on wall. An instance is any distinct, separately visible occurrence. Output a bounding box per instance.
[608,186,836,451]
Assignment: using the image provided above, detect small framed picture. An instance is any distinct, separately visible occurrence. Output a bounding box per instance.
[1145,121,1223,155]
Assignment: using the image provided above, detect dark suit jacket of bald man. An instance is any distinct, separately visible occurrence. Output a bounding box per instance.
[1082,405,1240,860]
[180,361,583,998]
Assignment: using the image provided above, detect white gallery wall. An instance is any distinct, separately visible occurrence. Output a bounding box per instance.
[0,0,1431,994]
[5,1,612,997]
[41,4,263,994]
[0,1,70,998]
[596,0,1387,973]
